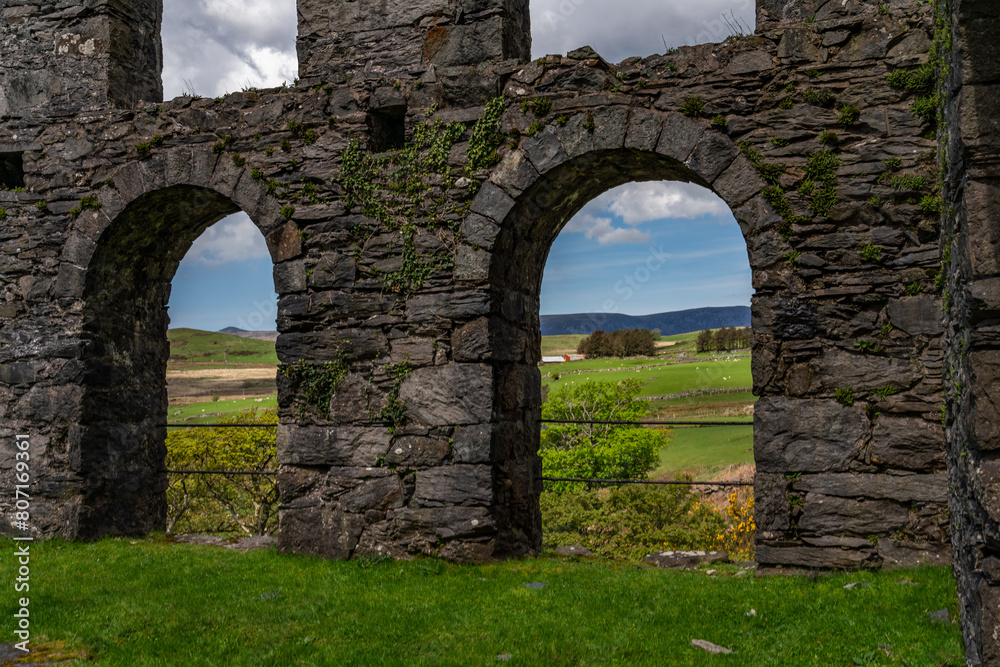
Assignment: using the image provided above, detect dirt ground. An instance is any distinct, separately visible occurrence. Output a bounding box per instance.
[166,365,277,401]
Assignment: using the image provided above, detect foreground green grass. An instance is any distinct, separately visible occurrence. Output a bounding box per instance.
[2,539,962,665]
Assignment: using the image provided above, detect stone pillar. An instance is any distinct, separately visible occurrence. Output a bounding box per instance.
[0,0,162,114]
[296,0,531,81]
[943,0,1000,663]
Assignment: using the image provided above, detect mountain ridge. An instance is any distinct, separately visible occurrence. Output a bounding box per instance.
[540,306,750,336]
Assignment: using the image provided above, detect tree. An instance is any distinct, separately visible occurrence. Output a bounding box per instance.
[577,328,656,358]
[166,408,279,536]
[540,379,670,491]
[696,329,713,353]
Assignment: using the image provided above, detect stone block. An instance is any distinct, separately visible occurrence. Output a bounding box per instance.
[469,181,516,223]
[756,544,872,569]
[461,214,501,250]
[686,130,739,183]
[871,417,945,470]
[399,364,493,425]
[413,464,493,506]
[520,128,566,174]
[277,425,392,466]
[454,245,490,283]
[655,113,707,163]
[886,295,943,335]
[278,507,365,559]
[452,318,490,361]
[452,424,493,463]
[971,350,1000,450]
[392,506,495,541]
[385,436,452,468]
[798,494,910,536]
[754,397,867,473]
[793,473,947,503]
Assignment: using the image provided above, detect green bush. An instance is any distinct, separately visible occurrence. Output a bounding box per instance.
[541,482,725,561]
[541,379,668,492]
[166,408,279,536]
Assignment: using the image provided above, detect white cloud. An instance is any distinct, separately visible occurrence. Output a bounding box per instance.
[599,182,730,224]
[186,213,270,266]
[564,214,651,245]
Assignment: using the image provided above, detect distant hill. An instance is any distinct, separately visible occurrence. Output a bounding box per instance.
[168,328,278,366]
[218,326,279,342]
[540,306,750,336]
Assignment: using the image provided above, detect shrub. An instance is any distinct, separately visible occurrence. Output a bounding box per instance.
[541,482,726,561]
[541,379,668,492]
[166,408,279,536]
[713,490,755,561]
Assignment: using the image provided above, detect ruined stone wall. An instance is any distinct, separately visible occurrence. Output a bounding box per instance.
[297,0,531,81]
[0,0,953,571]
[0,0,162,114]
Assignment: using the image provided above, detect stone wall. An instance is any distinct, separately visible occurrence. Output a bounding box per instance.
[0,0,162,114]
[942,0,1000,664]
[0,0,953,571]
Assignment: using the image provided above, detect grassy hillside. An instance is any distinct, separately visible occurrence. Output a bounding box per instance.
[168,328,278,368]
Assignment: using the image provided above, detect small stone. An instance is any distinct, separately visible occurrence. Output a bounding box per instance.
[691,639,733,655]
[706,569,717,576]
[554,545,593,556]
[746,609,756,616]
[843,582,872,590]
[455,177,472,188]
[643,550,729,569]
[927,609,950,623]
[497,654,512,662]
[522,582,547,589]
[567,45,600,60]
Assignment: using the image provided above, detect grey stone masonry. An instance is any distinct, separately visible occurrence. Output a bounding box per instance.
[297,0,531,82]
[0,0,162,114]
[5,0,1000,659]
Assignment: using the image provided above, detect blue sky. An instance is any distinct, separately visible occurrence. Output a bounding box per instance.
[164,0,757,331]
[168,182,752,330]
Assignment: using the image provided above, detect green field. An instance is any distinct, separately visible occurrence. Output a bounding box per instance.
[655,425,755,478]
[168,328,278,368]
[2,538,962,666]
[168,396,279,424]
[542,356,751,398]
[540,334,587,355]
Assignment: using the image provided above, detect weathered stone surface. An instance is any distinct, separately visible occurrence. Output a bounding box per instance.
[413,465,493,507]
[278,508,365,559]
[871,418,945,470]
[793,473,947,503]
[755,544,873,570]
[755,398,868,473]
[798,494,910,536]
[277,425,392,466]
[886,296,943,336]
[399,364,493,425]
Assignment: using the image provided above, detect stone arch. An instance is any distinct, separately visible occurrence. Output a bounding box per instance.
[464,106,769,553]
[67,149,290,539]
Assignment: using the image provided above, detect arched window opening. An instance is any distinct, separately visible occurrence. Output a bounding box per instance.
[77,187,280,540]
[163,212,281,538]
[529,176,756,562]
[160,0,298,100]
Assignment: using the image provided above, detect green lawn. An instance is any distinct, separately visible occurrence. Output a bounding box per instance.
[168,328,278,367]
[2,538,962,666]
[655,425,755,477]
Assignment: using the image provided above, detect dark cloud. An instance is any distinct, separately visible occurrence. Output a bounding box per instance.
[159,1,756,100]
[161,0,297,99]
[530,0,756,63]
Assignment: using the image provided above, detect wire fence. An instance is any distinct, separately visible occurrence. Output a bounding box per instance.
[160,420,754,486]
